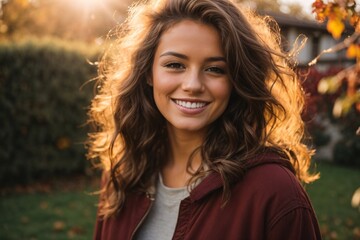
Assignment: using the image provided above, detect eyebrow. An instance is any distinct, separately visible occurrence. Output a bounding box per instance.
[159,51,226,63]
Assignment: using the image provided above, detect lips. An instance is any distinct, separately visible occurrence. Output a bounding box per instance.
[173,99,209,109]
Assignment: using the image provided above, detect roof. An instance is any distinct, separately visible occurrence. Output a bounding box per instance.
[259,10,355,37]
[259,10,327,31]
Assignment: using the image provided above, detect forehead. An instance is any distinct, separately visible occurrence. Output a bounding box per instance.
[156,20,223,56]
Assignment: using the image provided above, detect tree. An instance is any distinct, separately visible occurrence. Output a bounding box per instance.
[311,0,360,121]
[312,0,360,221]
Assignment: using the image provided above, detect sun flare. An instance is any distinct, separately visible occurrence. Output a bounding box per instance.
[72,0,102,10]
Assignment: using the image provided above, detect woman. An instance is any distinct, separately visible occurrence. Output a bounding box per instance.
[88,0,322,239]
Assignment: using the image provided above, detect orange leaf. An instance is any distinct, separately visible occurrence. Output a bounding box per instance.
[350,15,360,27]
[53,220,66,232]
[327,18,345,39]
[346,44,360,58]
[312,0,327,22]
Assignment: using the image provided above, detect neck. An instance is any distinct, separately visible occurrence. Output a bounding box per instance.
[161,127,205,188]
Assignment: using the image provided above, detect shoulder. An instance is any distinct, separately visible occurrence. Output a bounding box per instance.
[241,163,305,198]
[229,163,316,226]
[237,164,321,238]
[231,163,313,217]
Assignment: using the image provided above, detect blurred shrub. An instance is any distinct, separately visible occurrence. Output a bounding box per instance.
[333,111,360,167]
[301,67,342,148]
[302,66,360,167]
[0,38,100,185]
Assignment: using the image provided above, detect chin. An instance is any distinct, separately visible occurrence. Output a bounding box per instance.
[170,123,207,133]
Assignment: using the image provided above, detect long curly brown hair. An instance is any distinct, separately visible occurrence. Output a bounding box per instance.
[88,0,319,218]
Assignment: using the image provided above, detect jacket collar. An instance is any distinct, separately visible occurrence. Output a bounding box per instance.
[189,152,294,202]
[189,171,223,201]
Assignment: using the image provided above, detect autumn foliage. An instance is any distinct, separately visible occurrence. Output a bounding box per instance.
[312,0,360,119]
[312,0,359,39]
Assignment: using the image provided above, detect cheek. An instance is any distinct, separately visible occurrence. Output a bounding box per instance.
[153,74,166,97]
[152,71,178,96]
[211,81,232,117]
[152,72,174,108]
[211,80,232,101]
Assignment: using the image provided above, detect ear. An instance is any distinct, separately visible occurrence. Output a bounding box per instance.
[147,76,153,86]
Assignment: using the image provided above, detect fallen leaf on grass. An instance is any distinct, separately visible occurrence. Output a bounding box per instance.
[67,226,86,238]
[320,224,329,236]
[20,216,29,224]
[329,231,338,239]
[345,218,354,227]
[53,220,66,232]
[354,227,360,240]
[320,224,339,240]
[39,201,48,210]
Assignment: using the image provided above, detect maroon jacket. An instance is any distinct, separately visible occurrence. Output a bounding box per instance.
[94,154,322,240]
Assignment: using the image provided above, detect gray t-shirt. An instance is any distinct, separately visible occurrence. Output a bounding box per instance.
[135,175,190,240]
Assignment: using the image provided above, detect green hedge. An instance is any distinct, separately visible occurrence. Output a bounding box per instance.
[0,38,100,185]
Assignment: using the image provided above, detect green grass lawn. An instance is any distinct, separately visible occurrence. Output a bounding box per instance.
[0,163,359,239]
[0,178,99,240]
[306,163,360,240]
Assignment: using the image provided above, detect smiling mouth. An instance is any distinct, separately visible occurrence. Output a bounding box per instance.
[173,99,209,109]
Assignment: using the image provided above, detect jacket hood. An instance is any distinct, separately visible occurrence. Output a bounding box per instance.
[189,152,295,202]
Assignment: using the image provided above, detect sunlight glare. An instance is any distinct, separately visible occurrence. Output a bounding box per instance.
[71,0,102,11]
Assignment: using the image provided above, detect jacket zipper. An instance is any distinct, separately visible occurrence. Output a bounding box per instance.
[130,192,155,240]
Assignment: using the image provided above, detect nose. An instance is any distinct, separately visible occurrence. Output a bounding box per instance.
[181,70,205,93]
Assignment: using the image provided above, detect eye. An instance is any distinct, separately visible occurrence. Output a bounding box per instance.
[206,66,226,74]
[164,62,185,69]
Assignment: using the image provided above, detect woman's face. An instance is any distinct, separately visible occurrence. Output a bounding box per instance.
[151,20,232,136]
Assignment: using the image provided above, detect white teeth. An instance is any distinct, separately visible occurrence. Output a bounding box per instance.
[175,100,206,109]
